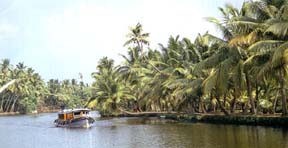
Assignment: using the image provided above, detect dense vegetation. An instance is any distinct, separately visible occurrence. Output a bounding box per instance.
[1,0,288,117]
[87,0,288,116]
[0,59,90,113]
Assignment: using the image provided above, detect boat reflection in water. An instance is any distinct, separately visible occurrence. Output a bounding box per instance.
[54,108,95,128]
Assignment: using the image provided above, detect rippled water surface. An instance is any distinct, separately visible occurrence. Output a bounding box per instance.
[0,113,288,148]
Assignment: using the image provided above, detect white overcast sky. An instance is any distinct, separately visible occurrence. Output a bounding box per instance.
[0,0,244,83]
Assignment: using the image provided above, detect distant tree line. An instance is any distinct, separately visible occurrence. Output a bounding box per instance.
[0,59,90,113]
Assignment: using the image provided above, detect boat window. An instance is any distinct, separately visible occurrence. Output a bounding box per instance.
[58,114,64,119]
[74,112,81,116]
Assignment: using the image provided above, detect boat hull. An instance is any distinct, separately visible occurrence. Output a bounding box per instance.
[55,117,94,128]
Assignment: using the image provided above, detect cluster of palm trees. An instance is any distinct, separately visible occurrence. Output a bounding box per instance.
[0,59,46,113]
[0,59,90,113]
[45,78,91,110]
[88,0,288,116]
[1,0,287,116]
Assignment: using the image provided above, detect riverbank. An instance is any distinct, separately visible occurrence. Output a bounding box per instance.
[101,112,288,127]
[0,109,59,116]
[0,112,20,116]
[163,114,288,127]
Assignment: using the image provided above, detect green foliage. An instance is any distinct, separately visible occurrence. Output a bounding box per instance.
[90,0,288,116]
[19,97,37,113]
[88,57,135,113]
[0,59,91,113]
[2,0,288,117]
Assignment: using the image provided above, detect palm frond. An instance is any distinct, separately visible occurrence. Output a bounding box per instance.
[265,22,288,39]
[247,40,284,54]
[202,58,232,96]
[228,20,261,35]
[202,33,226,45]
[205,17,233,40]
[148,60,168,67]
[241,1,270,20]
[271,41,288,68]
[184,79,203,94]
[229,31,259,47]
[202,69,217,95]
[225,3,240,17]
[194,47,229,74]
[257,59,272,80]
[182,37,203,62]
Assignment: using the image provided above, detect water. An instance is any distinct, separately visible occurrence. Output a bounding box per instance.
[0,113,288,148]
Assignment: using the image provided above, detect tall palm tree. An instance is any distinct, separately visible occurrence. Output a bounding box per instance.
[124,23,149,56]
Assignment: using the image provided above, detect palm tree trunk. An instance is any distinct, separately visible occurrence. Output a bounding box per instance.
[242,102,247,113]
[158,98,162,111]
[111,99,117,111]
[255,81,259,110]
[10,96,19,112]
[245,72,256,114]
[199,96,206,113]
[0,96,5,112]
[209,93,215,113]
[136,41,142,55]
[272,91,279,114]
[4,95,14,112]
[279,70,287,116]
[215,96,230,115]
[230,90,237,113]
[223,94,227,108]
[0,79,16,94]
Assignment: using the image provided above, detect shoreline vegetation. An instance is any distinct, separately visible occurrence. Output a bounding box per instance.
[0,108,60,116]
[0,110,58,116]
[1,0,288,127]
[166,113,288,127]
[102,111,288,127]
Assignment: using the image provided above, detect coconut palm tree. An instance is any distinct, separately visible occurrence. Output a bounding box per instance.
[124,23,149,56]
[88,57,135,113]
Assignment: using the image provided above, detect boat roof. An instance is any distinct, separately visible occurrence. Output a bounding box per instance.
[58,108,90,114]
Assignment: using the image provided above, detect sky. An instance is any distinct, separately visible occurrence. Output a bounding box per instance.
[0,0,244,83]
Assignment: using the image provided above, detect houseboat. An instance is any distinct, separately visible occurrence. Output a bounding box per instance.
[54,108,95,128]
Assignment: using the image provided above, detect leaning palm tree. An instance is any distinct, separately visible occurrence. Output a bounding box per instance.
[0,79,16,94]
